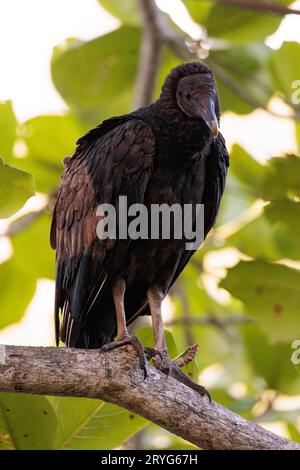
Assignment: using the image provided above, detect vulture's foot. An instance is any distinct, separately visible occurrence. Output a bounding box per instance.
[144,344,198,367]
[101,335,147,379]
[153,351,211,402]
[144,347,163,361]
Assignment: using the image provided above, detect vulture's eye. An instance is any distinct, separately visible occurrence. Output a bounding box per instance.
[186,92,192,101]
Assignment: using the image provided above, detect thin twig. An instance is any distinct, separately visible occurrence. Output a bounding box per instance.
[3,206,46,237]
[165,314,256,328]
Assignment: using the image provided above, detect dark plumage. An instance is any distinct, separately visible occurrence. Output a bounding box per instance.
[51,61,229,395]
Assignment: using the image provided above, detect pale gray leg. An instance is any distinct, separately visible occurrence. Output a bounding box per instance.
[101,279,147,378]
[146,286,211,401]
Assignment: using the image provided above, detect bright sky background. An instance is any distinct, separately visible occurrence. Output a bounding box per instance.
[0,0,119,120]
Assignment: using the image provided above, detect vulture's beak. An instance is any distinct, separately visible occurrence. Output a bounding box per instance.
[196,96,219,139]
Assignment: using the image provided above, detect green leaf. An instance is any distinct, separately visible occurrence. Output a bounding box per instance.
[0,158,35,218]
[221,260,300,343]
[217,172,257,224]
[242,323,300,394]
[226,201,300,261]
[210,44,273,114]
[270,42,300,109]
[50,397,104,449]
[0,101,17,161]
[21,114,81,161]
[182,0,212,24]
[18,114,83,193]
[265,201,300,236]
[0,215,53,330]
[287,423,300,443]
[226,213,281,260]
[98,0,140,26]
[136,326,178,358]
[263,155,300,201]
[0,393,57,449]
[51,27,140,124]
[204,3,287,42]
[0,259,36,329]
[11,213,55,280]
[50,397,147,450]
[184,1,292,42]
[230,144,265,193]
[295,122,300,153]
[263,201,300,260]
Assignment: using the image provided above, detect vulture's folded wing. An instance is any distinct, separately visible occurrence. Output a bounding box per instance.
[169,132,229,287]
[50,118,156,346]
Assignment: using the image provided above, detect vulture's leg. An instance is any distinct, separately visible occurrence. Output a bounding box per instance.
[147,287,211,401]
[100,279,147,378]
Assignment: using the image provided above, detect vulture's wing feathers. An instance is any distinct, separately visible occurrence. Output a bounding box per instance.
[51,118,155,347]
[202,133,229,236]
[170,132,229,286]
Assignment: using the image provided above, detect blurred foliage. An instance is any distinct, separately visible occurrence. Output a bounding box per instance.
[49,398,147,450]
[51,27,141,125]
[270,41,300,109]
[0,393,57,450]
[210,43,274,114]
[0,102,17,161]
[18,114,84,193]
[0,157,34,218]
[1,0,300,450]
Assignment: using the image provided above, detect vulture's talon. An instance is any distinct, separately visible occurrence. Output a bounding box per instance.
[100,335,148,379]
[144,347,163,362]
[153,354,211,402]
[200,387,212,404]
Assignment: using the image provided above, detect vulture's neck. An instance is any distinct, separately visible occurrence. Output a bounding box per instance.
[136,97,213,164]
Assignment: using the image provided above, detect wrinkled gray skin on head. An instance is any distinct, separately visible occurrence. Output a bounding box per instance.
[176,73,219,139]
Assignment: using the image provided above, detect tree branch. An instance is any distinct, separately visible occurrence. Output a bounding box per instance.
[0,345,299,450]
[132,0,163,108]
[132,0,192,109]
[215,0,300,16]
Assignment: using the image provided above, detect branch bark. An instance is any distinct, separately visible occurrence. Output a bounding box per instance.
[1,345,299,450]
[132,0,191,109]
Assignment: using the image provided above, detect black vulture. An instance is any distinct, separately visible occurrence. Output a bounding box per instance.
[51,61,229,398]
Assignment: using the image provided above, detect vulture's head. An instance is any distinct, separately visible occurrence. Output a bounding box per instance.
[160,62,220,139]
